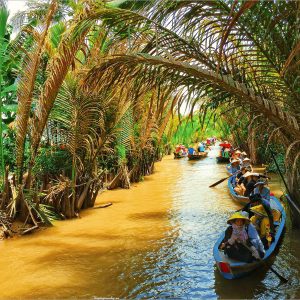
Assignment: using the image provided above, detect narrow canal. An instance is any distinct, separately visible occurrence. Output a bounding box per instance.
[0,147,299,299]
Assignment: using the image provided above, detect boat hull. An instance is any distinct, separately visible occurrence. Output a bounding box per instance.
[173,152,187,159]
[188,152,208,160]
[214,196,286,279]
[216,156,230,163]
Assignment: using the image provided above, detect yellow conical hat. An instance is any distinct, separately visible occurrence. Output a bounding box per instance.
[227,212,250,224]
[250,205,268,217]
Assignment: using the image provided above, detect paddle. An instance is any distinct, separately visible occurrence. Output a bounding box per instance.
[241,242,288,284]
[209,171,240,188]
[270,150,300,218]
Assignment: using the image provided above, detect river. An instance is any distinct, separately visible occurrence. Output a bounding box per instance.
[0,147,299,299]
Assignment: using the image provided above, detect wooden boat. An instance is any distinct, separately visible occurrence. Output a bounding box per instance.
[216,156,230,163]
[213,196,286,279]
[188,152,208,160]
[173,152,187,159]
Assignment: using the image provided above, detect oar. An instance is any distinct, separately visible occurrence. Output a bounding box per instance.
[209,171,240,188]
[270,150,300,218]
[241,242,288,283]
[209,175,232,188]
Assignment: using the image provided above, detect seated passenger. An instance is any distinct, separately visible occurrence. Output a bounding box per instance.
[240,151,247,160]
[188,146,195,155]
[250,205,274,249]
[252,183,281,223]
[242,193,270,217]
[244,172,260,197]
[231,150,242,162]
[234,166,247,195]
[219,212,265,262]
[229,159,240,175]
[253,180,270,201]
[198,142,205,152]
[241,157,253,172]
[181,146,187,156]
[223,148,230,158]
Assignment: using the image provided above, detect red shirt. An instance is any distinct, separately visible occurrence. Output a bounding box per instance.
[219,143,231,148]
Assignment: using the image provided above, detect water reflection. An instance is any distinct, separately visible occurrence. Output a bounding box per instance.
[0,147,299,298]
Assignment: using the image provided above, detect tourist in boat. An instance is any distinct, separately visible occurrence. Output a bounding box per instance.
[234,169,251,195]
[244,172,260,197]
[188,146,196,155]
[241,193,272,218]
[198,142,206,153]
[234,166,248,195]
[222,147,231,159]
[253,180,270,201]
[181,145,187,156]
[241,157,253,172]
[250,205,274,249]
[219,140,231,150]
[230,150,242,162]
[252,181,281,222]
[240,151,247,160]
[229,159,240,175]
[219,212,265,262]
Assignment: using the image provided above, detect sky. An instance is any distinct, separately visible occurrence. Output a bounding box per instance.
[7,0,27,18]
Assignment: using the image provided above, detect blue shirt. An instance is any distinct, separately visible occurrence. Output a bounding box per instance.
[199,145,205,152]
[229,166,240,175]
[247,223,265,255]
[188,147,195,155]
[254,187,270,201]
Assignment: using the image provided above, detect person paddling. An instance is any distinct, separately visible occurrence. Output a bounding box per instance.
[219,212,265,262]
[250,205,274,249]
[242,193,275,243]
[253,180,270,201]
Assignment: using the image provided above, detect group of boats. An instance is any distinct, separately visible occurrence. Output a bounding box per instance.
[213,160,286,280]
[173,141,286,280]
[174,151,208,160]
[173,143,212,160]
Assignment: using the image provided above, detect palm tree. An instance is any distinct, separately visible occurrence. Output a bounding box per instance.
[80,0,300,223]
[0,4,11,186]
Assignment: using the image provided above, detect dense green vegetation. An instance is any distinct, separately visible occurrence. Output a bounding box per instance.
[0,0,299,234]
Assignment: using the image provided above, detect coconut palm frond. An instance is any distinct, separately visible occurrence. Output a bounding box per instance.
[30,4,96,161]
[286,140,300,161]
[85,53,300,139]
[86,1,300,122]
[50,76,102,167]
[15,0,58,179]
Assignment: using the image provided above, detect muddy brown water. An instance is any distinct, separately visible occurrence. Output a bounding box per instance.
[0,147,299,299]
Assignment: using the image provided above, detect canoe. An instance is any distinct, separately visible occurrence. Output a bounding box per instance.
[213,195,286,279]
[188,152,208,160]
[174,152,187,159]
[216,156,230,163]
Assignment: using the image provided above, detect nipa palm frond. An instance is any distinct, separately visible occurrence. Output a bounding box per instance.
[15,0,58,179]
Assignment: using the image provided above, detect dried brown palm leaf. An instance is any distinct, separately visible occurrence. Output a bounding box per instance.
[85,54,300,139]
[28,4,97,178]
[15,0,58,179]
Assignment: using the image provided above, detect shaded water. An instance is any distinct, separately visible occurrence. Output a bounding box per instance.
[0,147,299,299]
